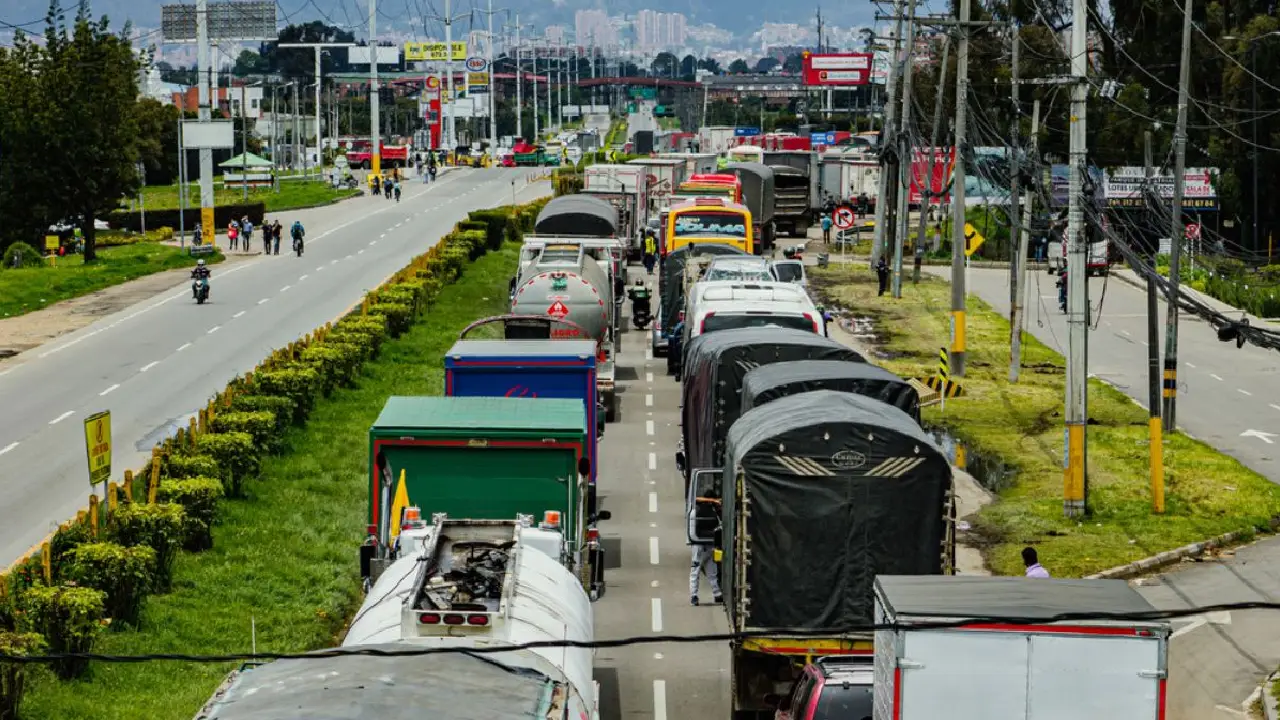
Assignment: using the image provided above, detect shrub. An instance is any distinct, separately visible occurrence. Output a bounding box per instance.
[211,411,278,454]
[368,301,413,337]
[165,453,222,481]
[336,315,389,355]
[457,229,488,260]
[110,504,185,593]
[1,242,43,269]
[21,585,106,680]
[298,345,350,395]
[377,285,420,316]
[107,202,265,233]
[157,477,225,551]
[0,631,44,720]
[227,394,295,433]
[254,366,321,423]
[194,432,259,497]
[442,245,469,277]
[323,330,375,363]
[47,520,94,583]
[65,542,156,628]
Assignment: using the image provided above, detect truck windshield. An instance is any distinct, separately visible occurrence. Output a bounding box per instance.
[702,313,813,334]
[704,268,770,282]
[813,683,873,720]
[772,263,804,282]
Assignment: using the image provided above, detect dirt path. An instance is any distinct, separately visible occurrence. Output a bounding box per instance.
[0,251,258,364]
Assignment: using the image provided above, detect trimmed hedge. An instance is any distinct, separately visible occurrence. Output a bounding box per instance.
[0,631,44,719]
[0,196,551,701]
[107,202,265,233]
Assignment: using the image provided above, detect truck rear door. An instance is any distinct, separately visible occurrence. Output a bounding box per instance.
[1027,633,1162,720]
[900,630,1028,717]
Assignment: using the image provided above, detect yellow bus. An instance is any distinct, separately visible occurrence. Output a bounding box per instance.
[664,197,755,256]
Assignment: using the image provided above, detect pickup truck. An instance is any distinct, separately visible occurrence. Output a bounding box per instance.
[346,141,411,169]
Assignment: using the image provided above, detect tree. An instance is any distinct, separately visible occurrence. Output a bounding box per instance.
[698,57,721,74]
[679,54,697,80]
[233,49,269,76]
[755,57,780,74]
[38,0,144,262]
[261,21,355,80]
[728,58,750,74]
[0,25,57,252]
[134,98,183,186]
[651,52,678,78]
[783,53,804,74]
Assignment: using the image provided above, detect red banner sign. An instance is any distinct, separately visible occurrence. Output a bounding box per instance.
[802,53,872,86]
[908,148,957,205]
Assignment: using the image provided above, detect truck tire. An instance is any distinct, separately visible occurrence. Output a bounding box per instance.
[362,160,371,170]
[605,393,618,423]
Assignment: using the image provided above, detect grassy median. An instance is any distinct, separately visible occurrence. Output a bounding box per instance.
[139,180,360,213]
[0,243,225,319]
[17,243,518,720]
[812,265,1280,578]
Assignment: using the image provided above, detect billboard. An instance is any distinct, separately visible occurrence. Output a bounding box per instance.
[908,147,956,205]
[802,52,873,86]
[1103,166,1219,210]
[347,46,402,66]
[161,1,277,42]
[405,41,467,61]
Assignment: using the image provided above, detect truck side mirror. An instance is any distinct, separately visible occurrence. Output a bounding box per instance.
[675,451,686,473]
[577,457,593,478]
[595,510,612,521]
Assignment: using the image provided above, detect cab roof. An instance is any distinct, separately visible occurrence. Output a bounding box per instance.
[372,396,586,434]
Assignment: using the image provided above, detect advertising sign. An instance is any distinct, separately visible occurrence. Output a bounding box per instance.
[810,131,837,146]
[802,52,872,86]
[465,57,488,72]
[468,72,490,91]
[734,127,761,137]
[673,212,748,237]
[404,41,467,61]
[1043,164,1107,208]
[908,147,957,205]
[1103,166,1218,210]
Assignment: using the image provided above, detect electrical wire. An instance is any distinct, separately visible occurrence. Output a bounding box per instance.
[4,601,1280,665]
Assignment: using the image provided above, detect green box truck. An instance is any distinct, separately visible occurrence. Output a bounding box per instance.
[363,396,597,589]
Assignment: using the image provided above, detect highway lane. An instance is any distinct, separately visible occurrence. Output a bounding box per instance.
[595,296,731,720]
[927,265,1280,720]
[0,168,547,567]
[929,266,1280,482]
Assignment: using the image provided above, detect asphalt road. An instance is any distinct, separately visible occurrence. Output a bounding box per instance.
[594,291,731,720]
[931,265,1280,720]
[0,167,548,568]
[627,103,659,141]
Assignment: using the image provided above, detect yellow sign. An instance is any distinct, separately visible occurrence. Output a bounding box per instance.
[467,71,489,86]
[84,411,112,486]
[963,222,985,257]
[200,206,215,246]
[404,41,466,61]
[44,235,59,250]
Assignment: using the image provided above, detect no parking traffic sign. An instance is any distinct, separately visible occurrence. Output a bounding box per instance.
[832,205,856,231]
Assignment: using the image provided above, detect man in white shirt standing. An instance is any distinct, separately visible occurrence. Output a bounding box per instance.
[1022,547,1050,578]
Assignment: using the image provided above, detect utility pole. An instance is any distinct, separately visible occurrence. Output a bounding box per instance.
[487,0,496,147]
[546,41,553,133]
[1144,131,1166,513]
[444,0,456,150]
[280,43,354,181]
[532,43,540,139]
[950,0,972,379]
[1010,99,1039,382]
[293,82,301,174]
[240,82,248,200]
[515,15,523,139]
[871,1,905,266]
[1162,0,1194,432]
[369,0,382,177]
[890,0,919,298]
[914,35,949,285]
[195,0,214,246]
[1064,0,1090,518]
[1006,26,1021,375]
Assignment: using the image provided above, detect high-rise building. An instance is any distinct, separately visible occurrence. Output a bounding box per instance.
[575,10,615,47]
[545,25,566,44]
[635,10,686,51]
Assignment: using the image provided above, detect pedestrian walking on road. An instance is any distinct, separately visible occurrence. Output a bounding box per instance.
[689,487,723,606]
[642,232,657,274]
[272,220,283,255]
[241,216,254,251]
[875,256,889,296]
[1023,547,1050,578]
[227,220,240,251]
[262,221,273,254]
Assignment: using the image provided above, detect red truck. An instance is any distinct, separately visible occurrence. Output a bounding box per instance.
[346,140,411,169]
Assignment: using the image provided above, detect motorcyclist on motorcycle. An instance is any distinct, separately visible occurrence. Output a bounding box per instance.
[291,220,305,256]
[393,179,401,202]
[627,279,652,327]
[191,259,211,299]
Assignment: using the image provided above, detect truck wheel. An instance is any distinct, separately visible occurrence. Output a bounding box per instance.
[605,394,618,423]
[363,160,371,170]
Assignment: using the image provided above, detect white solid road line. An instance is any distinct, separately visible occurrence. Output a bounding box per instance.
[646,393,654,407]
[207,326,221,335]
[177,342,192,352]
[650,536,660,565]
[646,372,654,383]
[1239,388,1253,396]
[649,492,658,513]
[648,452,657,471]
[0,442,18,456]
[653,680,668,720]
[651,598,663,632]
[99,384,120,396]
[233,310,246,318]
[646,420,655,435]
[140,361,160,372]
[49,411,74,425]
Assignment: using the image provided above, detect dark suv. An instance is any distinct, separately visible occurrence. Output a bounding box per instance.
[775,656,873,720]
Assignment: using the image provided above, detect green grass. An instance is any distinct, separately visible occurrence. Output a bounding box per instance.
[657,117,681,130]
[17,243,519,719]
[0,243,225,319]
[138,180,360,213]
[811,265,1280,578]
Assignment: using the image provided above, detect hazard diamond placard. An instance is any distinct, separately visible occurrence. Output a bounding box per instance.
[548,300,569,319]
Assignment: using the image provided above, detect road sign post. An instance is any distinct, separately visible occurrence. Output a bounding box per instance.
[833,205,856,231]
[84,411,112,488]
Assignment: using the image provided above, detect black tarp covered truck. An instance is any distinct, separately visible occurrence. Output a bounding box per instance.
[723,162,777,254]
[763,151,820,238]
[740,359,922,424]
[707,390,955,719]
[677,328,865,485]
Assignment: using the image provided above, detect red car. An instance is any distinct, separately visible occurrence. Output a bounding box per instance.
[774,656,873,720]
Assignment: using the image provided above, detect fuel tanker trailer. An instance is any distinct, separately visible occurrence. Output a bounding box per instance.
[511,243,621,422]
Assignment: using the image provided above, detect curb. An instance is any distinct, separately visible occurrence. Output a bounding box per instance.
[1265,671,1279,720]
[1084,519,1280,580]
